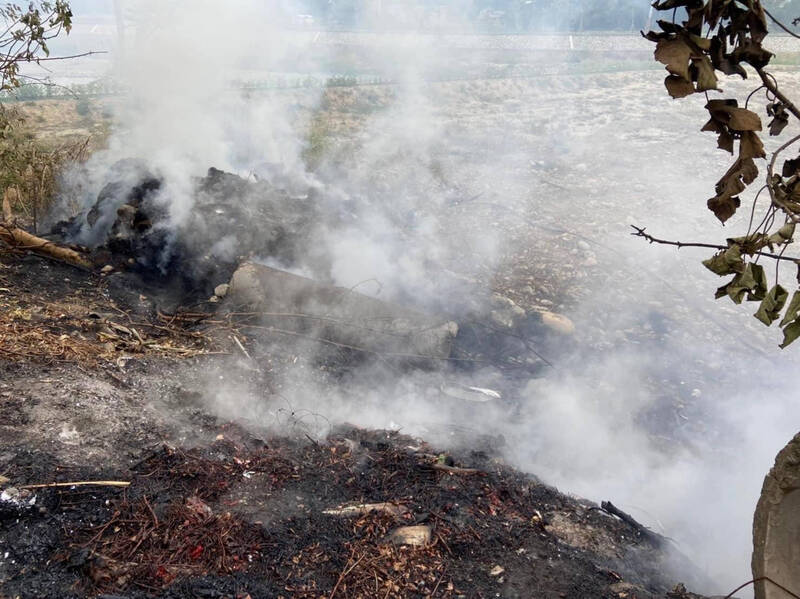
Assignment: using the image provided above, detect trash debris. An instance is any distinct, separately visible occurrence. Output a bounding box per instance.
[601,501,666,548]
[0,487,36,509]
[440,383,502,402]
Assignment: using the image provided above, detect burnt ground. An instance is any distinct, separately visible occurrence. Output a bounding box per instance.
[0,250,711,599]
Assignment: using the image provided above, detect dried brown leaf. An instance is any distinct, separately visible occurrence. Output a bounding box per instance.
[708,194,741,223]
[707,158,759,223]
[693,56,718,91]
[717,130,734,154]
[740,131,766,160]
[767,102,789,136]
[782,158,800,178]
[726,107,762,132]
[732,39,773,69]
[740,157,759,185]
[665,75,696,99]
[655,38,693,81]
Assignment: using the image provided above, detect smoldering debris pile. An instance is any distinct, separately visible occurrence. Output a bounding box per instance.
[47,161,573,370]
[0,425,708,599]
[52,161,325,299]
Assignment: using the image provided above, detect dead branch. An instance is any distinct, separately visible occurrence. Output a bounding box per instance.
[20,480,131,489]
[757,66,800,122]
[765,132,800,223]
[723,577,800,599]
[600,501,666,547]
[33,50,107,62]
[630,225,799,262]
[0,222,92,269]
[323,503,409,518]
[432,463,480,475]
[764,9,800,40]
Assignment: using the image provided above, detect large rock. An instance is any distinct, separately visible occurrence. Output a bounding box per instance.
[227,262,458,360]
[752,432,800,599]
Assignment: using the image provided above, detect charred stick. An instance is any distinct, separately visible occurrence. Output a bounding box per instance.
[600,501,666,547]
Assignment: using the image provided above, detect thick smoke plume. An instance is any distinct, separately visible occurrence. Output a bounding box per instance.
[52,2,800,595]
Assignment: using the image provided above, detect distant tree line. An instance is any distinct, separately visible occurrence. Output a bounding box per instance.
[297,0,800,33]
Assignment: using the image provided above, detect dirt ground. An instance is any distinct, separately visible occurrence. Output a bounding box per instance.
[5,65,794,597]
[0,231,711,599]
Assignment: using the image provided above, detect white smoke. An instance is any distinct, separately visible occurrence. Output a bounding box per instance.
[46,2,800,596]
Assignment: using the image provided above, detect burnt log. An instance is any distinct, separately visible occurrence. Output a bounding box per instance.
[226,262,458,360]
[0,222,92,269]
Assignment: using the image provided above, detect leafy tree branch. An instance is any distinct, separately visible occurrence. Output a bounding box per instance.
[0,1,73,90]
[642,0,800,347]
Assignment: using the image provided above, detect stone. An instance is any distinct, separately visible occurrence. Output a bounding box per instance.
[540,311,575,335]
[752,432,800,599]
[489,565,505,577]
[389,525,432,546]
[489,293,526,330]
[214,283,230,298]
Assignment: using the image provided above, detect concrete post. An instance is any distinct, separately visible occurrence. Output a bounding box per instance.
[752,433,800,599]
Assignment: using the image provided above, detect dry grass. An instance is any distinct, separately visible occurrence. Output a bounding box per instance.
[0,98,113,229]
[0,254,217,366]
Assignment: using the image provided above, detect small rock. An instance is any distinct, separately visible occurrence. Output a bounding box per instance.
[489,565,505,577]
[389,525,432,546]
[100,265,114,274]
[214,283,230,298]
[577,240,591,251]
[490,294,526,330]
[209,295,220,303]
[541,311,575,335]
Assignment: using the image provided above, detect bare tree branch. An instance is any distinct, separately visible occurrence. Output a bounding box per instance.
[764,8,800,40]
[630,226,799,262]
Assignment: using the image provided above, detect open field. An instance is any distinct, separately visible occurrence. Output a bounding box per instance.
[2,29,800,595]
